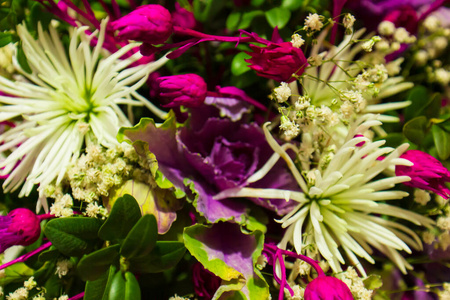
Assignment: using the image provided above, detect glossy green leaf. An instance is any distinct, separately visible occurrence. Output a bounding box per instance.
[238,11,264,29]
[44,217,102,257]
[364,274,383,290]
[432,125,450,160]
[108,271,141,300]
[77,245,120,281]
[282,0,303,10]
[108,271,126,300]
[265,7,291,29]
[84,265,116,300]
[251,0,264,6]
[424,93,442,119]
[129,241,186,274]
[404,86,428,121]
[0,263,34,286]
[107,180,181,234]
[0,32,13,47]
[226,11,242,30]
[121,214,158,259]
[99,194,142,242]
[231,52,251,76]
[403,116,428,145]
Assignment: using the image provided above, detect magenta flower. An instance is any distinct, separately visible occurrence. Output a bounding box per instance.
[171,3,197,30]
[383,5,419,34]
[245,42,307,82]
[157,74,207,108]
[304,275,354,300]
[192,262,221,299]
[0,208,41,253]
[396,150,450,199]
[110,4,173,45]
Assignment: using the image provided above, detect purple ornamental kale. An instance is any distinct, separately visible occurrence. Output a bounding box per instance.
[124,104,298,222]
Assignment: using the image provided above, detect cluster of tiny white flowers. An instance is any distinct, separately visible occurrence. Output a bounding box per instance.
[343,14,356,33]
[50,194,74,218]
[55,259,73,278]
[362,36,382,52]
[414,189,431,206]
[438,283,450,299]
[23,276,37,290]
[274,82,292,103]
[337,267,374,300]
[374,21,416,55]
[5,287,28,300]
[291,34,305,48]
[285,285,305,300]
[84,202,108,219]
[304,13,324,32]
[168,295,190,300]
[47,143,155,205]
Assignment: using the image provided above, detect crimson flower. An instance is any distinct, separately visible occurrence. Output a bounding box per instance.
[111,4,173,45]
[157,74,207,108]
[0,208,41,253]
[396,150,450,199]
[245,42,307,83]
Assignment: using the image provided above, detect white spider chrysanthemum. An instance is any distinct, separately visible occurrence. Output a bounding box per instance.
[214,115,434,275]
[0,20,167,198]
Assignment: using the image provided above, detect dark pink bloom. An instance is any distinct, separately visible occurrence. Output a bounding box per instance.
[0,208,41,253]
[383,5,419,34]
[171,3,197,30]
[110,4,173,45]
[192,262,221,299]
[245,42,307,83]
[396,150,450,199]
[157,74,207,108]
[304,275,354,300]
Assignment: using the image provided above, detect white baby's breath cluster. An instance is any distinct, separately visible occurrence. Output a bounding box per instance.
[304,13,324,32]
[291,34,305,48]
[273,82,292,103]
[58,143,153,203]
[374,21,416,55]
[55,259,73,278]
[336,267,374,300]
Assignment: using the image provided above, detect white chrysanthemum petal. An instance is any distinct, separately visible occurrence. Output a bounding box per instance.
[0,19,166,196]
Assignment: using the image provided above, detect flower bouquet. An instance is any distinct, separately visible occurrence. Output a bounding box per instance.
[0,0,449,299]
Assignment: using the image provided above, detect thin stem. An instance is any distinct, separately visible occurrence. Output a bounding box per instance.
[0,242,52,271]
[38,213,55,221]
[68,292,85,300]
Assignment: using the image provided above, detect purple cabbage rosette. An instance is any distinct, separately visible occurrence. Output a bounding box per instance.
[121,107,297,223]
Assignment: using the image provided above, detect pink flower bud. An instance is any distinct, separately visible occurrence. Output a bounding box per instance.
[0,208,41,252]
[396,150,450,199]
[304,275,354,300]
[172,3,197,30]
[245,42,307,83]
[111,4,173,45]
[157,74,207,108]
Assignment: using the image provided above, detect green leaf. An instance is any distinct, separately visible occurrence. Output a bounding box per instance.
[424,93,442,119]
[0,32,13,47]
[404,86,428,121]
[403,116,428,145]
[17,42,31,73]
[432,125,450,160]
[121,214,158,259]
[251,0,264,6]
[265,7,291,29]
[108,271,141,300]
[231,52,251,76]
[238,11,264,29]
[38,247,62,262]
[364,274,383,290]
[107,180,182,235]
[226,11,242,31]
[129,241,186,273]
[99,194,142,242]
[84,265,116,300]
[282,0,303,10]
[0,263,33,286]
[77,245,120,281]
[44,217,102,257]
